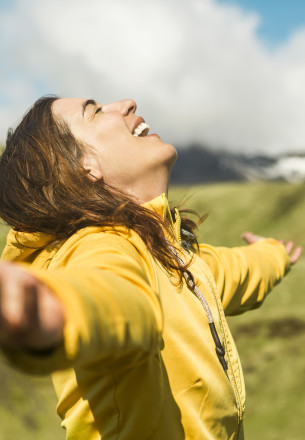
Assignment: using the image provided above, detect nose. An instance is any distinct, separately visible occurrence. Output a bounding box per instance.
[102,99,137,116]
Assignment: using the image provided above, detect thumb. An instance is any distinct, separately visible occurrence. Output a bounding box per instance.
[242,231,264,245]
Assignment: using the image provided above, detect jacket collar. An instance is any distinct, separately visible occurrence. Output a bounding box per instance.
[143,193,181,244]
[143,193,173,222]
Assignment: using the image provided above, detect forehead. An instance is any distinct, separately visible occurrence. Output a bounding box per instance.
[52,98,85,122]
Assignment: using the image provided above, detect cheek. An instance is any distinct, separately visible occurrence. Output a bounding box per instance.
[98,147,134,184]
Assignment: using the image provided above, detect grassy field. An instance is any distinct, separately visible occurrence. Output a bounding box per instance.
[1,182,305,439]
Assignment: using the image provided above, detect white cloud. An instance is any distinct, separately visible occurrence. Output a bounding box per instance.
[1,0,305,154]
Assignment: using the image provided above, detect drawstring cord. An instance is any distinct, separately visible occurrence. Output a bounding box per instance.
[170,238,228,372]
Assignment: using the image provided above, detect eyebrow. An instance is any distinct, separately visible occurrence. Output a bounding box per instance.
[82,99,97,117]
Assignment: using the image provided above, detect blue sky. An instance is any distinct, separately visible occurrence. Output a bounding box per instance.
[217,0,305,45]
[1,0,305,153]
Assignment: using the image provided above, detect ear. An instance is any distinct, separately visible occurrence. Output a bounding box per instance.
[83,154,103,182]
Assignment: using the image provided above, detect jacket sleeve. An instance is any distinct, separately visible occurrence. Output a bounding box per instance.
[198,238,290,316]
[2,232,163,374]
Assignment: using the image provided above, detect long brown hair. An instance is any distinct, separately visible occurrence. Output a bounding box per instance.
[0,96,203,285]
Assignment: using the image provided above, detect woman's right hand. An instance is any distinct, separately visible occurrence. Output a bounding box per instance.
[0,262,64,352]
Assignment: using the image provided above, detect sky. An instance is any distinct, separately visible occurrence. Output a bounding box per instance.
[218,0,305,45]
[1,0,305,154]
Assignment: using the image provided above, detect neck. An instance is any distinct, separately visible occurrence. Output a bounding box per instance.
[125,169,170,205]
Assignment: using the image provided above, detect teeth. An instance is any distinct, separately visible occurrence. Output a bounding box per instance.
[133,122,150,137]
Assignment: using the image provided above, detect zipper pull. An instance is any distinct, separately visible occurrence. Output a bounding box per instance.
[209,322,228,371]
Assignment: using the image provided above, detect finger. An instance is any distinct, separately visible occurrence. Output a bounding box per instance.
[0,269,24,347]
[23,281,39,330]
[285,241,295,255]
[1,273,24,327]
[289,246,303,265]
[242,231,264,244]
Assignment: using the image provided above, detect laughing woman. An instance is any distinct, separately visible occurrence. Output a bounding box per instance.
[0,96,301,440]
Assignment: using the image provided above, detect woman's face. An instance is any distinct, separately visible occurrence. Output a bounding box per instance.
[52,98,177,203]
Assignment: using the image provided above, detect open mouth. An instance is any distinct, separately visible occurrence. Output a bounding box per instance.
[132,122,150,137]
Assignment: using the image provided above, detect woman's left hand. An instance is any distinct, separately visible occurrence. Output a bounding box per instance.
[242,231,303,265]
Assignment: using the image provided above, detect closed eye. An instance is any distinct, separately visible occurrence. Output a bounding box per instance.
[95,107,102,115]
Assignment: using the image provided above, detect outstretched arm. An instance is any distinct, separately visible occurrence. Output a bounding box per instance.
[0,261,64,353]
[199,232,302,316]
[0,232,163,374]
[242,231,302,265]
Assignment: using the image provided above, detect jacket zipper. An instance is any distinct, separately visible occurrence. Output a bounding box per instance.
[173,208,243,435]
[205,264,244,436]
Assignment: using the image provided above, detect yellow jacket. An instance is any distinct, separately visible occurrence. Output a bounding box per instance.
[1,193,290,440]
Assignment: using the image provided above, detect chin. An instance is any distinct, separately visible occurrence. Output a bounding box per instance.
[164,142,178,168]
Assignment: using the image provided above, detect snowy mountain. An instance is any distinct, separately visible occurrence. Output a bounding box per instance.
[170,146,305,184]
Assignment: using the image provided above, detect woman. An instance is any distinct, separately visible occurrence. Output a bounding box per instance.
[0,96,301,439]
